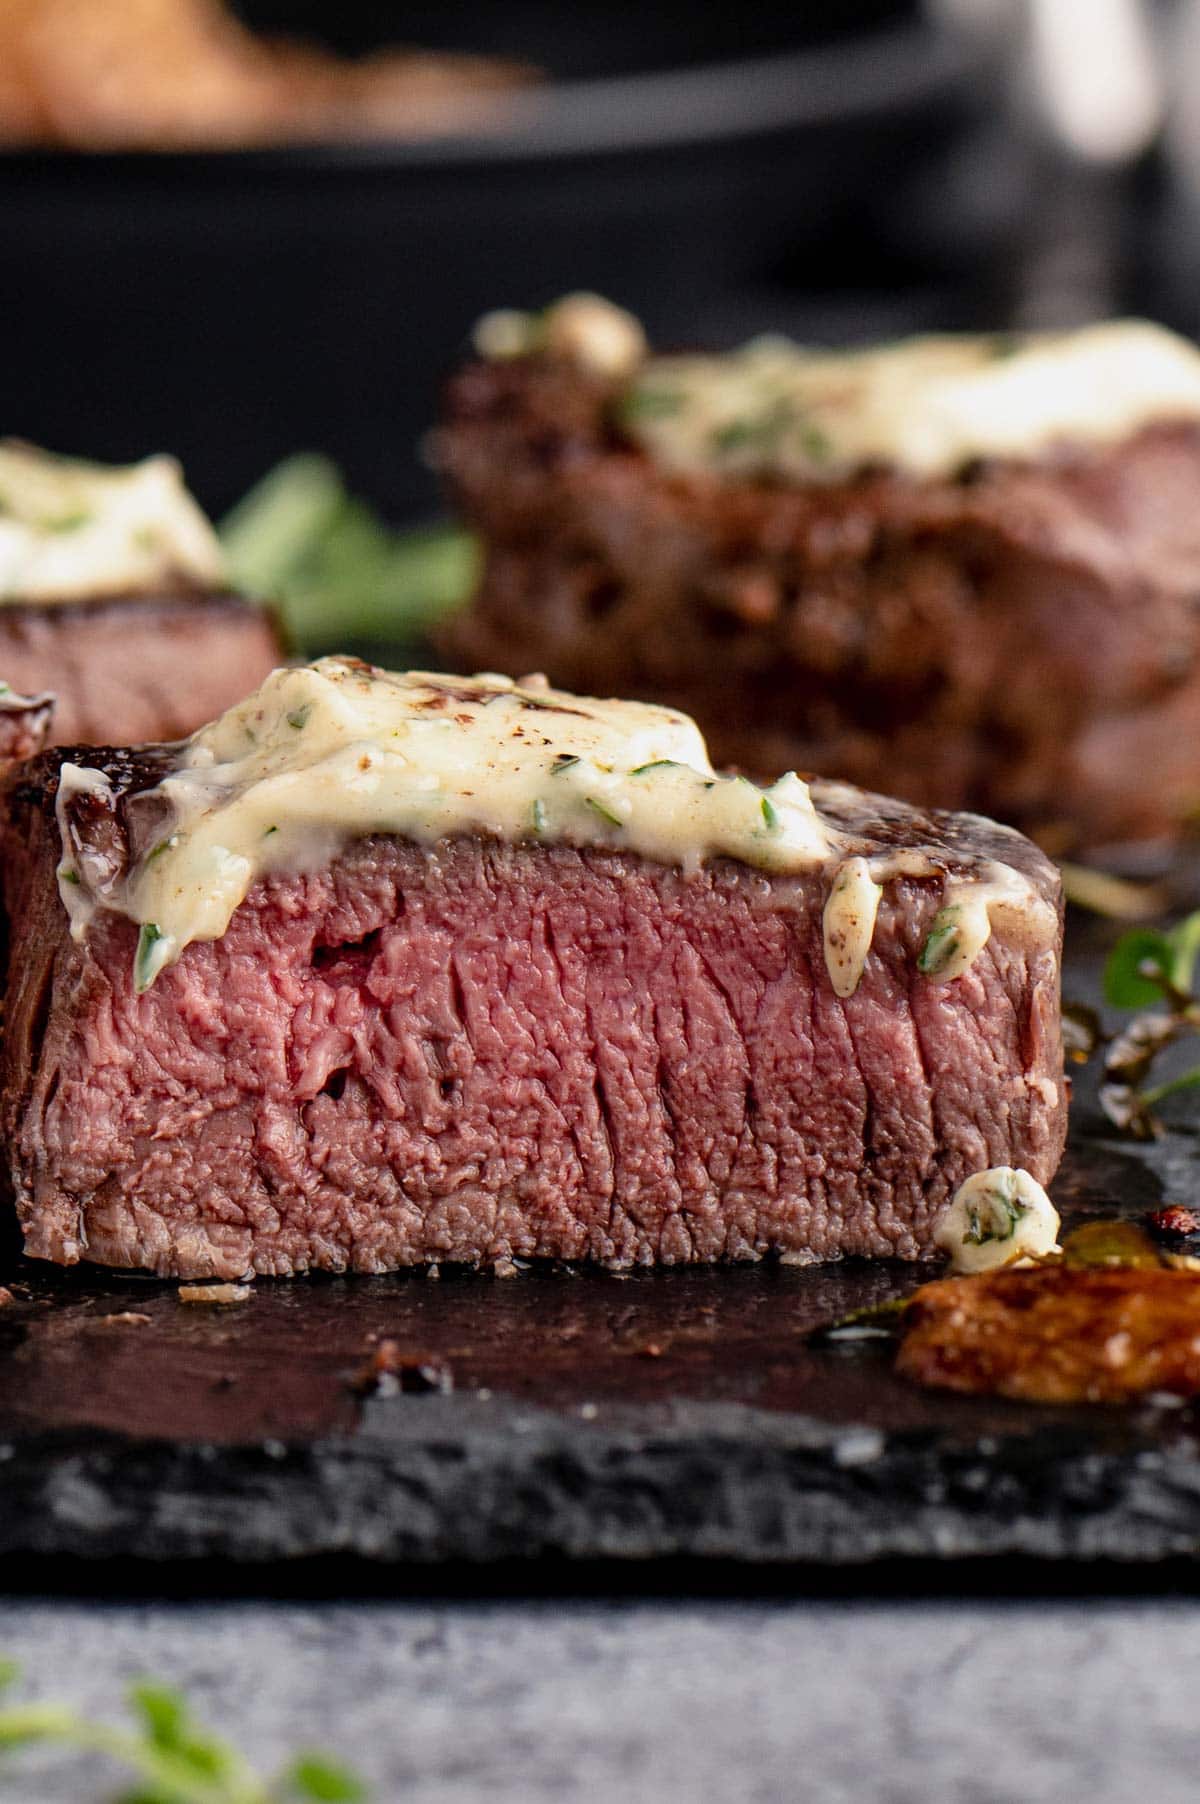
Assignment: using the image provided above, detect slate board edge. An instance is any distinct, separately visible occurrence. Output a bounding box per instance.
[7,1399,1200,1567]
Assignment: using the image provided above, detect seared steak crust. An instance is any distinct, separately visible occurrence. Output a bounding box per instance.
[0,587,285,747]
[0,746,1066,1280]
[435,353,1200,851]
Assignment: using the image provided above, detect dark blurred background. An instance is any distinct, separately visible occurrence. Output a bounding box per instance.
[0,0,1195,521]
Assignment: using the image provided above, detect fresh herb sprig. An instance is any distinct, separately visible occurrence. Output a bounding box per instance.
[1096,911,1200,1138]
[219,455,478,654]
[0,1664,365,1802]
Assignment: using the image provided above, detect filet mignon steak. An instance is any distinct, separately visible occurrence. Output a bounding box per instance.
[0,745,1066,1280]
[434,343,1200,853]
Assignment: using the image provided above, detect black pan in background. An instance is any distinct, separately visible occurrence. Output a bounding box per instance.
[0,11,1005,520]
[234,0,925,76]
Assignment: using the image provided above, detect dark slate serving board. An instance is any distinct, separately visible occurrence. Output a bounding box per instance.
[2,930,1200,1570]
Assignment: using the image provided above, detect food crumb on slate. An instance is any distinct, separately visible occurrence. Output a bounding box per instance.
[177,1283,253,1305]
[350,1337,454,1397]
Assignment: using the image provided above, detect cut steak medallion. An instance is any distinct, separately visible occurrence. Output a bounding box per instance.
[0,662,1067,1280]
[0,441,285,744]
[0,588,285,747]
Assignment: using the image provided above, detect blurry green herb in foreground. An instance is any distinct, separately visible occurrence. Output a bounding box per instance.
[1095,911,1200,1138]
[0,1662,365,1802]
[220,454,479,654]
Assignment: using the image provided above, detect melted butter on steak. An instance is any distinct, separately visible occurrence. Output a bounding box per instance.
[0,441,225,603]
[52,656,1058,994]
[480,300,1200,485]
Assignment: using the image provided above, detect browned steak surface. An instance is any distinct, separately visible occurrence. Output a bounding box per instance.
[435,353,1200,852]
[0,587,285,747]
[0,746,1066,1280]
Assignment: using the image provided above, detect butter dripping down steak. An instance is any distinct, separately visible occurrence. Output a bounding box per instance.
[0,745,1065,1280]
[435,343,1200,852]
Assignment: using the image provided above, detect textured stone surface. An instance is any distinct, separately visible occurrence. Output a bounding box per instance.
[5,1392,1200,1566]
[1,1596,1200,1803]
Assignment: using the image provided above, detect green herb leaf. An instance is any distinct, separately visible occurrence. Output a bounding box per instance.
[963,1171,1024,1244]
[585,796,623,829]
[1103,929,1174,1009]
[134,922,167,994]
[710,417,764,454]
[918,906,963,977]
[0,1665,368,1802]
[219,454,479,655]
[56,864,80,886]
[144,836,178,864]
[630,760,683,776]
[128,1683,188,1750]
[286,704,313,731]
[549,754,579,776]
[284,1754,368,1801]
[1140,1066,1200,1110]
[796,420,831,462]
[44,509,91,534]
[616,386,683,424]
[760,794,779,831]
[1167,911,1200,994]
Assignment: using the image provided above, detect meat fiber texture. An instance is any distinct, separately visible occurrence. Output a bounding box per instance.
[435,353,1200,854]
[0,749,1066,1280]
[0,585,285,746]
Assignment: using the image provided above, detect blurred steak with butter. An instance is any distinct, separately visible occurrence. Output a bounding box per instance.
[0,441,283,745]
[436,296,1200,855]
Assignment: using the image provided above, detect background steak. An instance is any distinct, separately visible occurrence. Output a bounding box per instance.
[0,747,1065,1280]
[434,351,1200,854]
[0,586,285,746]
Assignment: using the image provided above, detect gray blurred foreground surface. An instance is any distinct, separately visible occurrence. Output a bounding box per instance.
[0,1596,1195,1803]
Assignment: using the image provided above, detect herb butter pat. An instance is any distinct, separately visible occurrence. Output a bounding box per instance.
[58,659,834,985]
[934,1167,1062,1275]
[0,441,225,602]
[616,320,1200,483]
